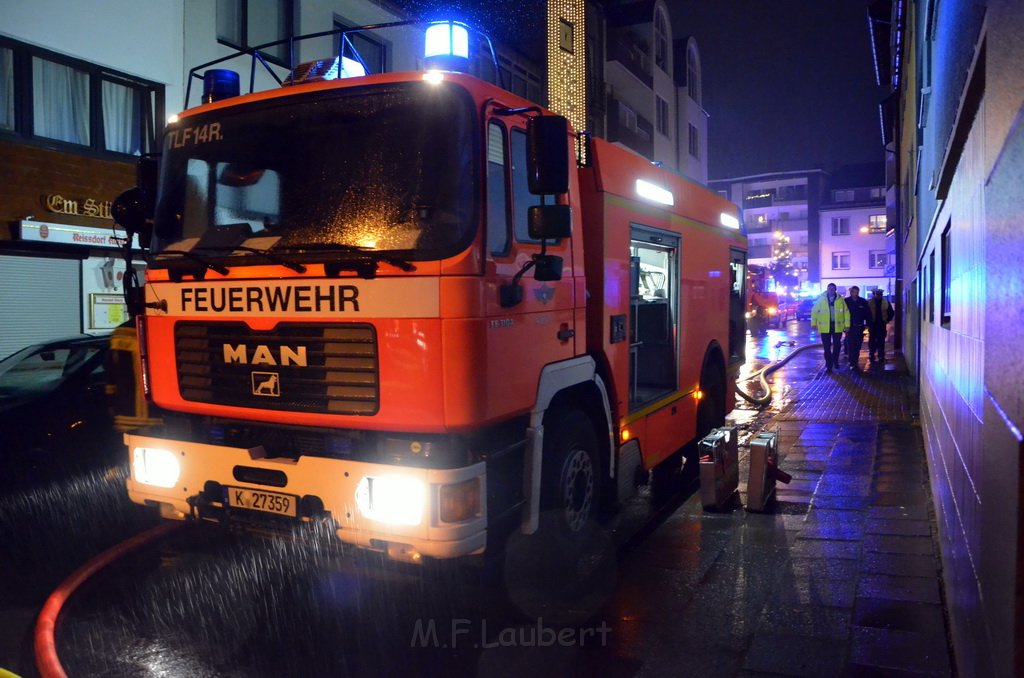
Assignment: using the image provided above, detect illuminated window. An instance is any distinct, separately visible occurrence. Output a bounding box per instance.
[868,214,887,233]
[831,217,850,236]
[217,0,293,66]
[832,252,850,270]
[869,250,887,269]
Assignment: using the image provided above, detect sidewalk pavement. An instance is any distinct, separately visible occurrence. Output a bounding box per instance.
[588,340,954,678]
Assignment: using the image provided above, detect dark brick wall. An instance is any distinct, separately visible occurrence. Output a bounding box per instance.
[0,139,135,237]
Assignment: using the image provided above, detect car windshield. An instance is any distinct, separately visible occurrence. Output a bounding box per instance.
[151,81,478,262]
[0,342,105,400]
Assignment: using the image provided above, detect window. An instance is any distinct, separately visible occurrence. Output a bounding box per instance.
[688,123,700,160]
[656,96,669,136]
[0,37,162,156]
[831,217,850,235]
[832,252,850,270]
[941,222,951,325]
[868,214,887,233]
[486,122,509,255]
[833,189,854,202]
[334,19,387,74]
[511,128,542,243]
[869,250,887,269]
[619,102,637,131]
[654,9,668,71]
[217,0,293,66]
[928,251,936,323]
[921,265,929,322]
[2,46,15,130]
[686,44,701,105]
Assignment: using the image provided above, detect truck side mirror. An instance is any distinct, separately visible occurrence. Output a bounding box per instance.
[533,254,563,282]
[112,188,153,249]
[527,115,569,195]
[527,205,572,240]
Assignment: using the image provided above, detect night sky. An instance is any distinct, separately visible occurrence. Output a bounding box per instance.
[397,0,885,181]
[672,0,886,180]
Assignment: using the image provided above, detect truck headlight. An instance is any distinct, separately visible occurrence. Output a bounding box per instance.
[133,447,180,488]
[355,475,425,526]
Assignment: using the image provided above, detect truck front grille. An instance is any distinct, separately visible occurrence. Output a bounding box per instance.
[175,322,379,416]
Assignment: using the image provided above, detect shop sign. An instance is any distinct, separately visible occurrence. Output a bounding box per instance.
[18,220,140,250]
[41,193,114,220]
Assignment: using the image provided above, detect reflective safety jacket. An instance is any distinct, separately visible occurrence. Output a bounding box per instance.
[811,293,850,334]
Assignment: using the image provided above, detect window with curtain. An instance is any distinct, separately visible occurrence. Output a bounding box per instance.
[32,57,90,145]
[1,46,13,131]
[2,37,162,156]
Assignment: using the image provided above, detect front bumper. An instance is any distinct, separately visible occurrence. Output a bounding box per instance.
[124,433,487,561]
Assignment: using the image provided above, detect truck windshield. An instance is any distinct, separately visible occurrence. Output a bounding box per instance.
[151,82,477,262]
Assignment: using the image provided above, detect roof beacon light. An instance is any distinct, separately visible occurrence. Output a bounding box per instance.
[424,21,470,72]
[202,69,240,103]
[636,179,674,206]
[720,212,740,229]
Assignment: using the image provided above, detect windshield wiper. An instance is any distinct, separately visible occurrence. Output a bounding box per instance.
[159,245,307,273]
[157,249,229,276]
[273,243,417,277]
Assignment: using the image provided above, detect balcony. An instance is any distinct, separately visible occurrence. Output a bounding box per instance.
[606,97,654,158]
[607,33,653,87]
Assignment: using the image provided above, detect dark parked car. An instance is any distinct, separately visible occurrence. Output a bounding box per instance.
[0,335,118,483]
[796,298,815,320]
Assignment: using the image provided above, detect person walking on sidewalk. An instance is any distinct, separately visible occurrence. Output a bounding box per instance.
[811,283,850,374]
[844,285,870,371]
[868,288,895,363]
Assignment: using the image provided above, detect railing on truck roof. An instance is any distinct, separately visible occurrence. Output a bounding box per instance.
[184,20,503,108]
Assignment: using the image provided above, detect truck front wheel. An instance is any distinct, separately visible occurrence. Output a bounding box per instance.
[541,410,601,537]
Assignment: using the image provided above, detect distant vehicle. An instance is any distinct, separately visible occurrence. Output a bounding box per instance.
[796,299,815,320]
[0,335,117,480]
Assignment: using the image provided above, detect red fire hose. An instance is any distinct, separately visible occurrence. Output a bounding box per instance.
[34,521,183,678]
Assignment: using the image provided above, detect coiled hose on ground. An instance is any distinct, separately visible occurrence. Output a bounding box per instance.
[735,342,824,407]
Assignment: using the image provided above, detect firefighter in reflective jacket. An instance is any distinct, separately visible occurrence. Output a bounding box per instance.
[811,283,850,373]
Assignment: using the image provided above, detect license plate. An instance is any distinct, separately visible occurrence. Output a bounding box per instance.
[226,487,297,517]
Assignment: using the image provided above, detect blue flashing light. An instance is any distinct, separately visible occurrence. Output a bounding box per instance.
[202,69,240,103]
[425,21,469,59]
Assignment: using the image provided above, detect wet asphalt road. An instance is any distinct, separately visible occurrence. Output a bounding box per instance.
[1,322,815,678]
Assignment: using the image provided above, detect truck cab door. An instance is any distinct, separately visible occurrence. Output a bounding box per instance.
[483,115,576,409]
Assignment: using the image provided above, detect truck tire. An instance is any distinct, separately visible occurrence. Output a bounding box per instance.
[697,361,726,441]
[540,410,601,538]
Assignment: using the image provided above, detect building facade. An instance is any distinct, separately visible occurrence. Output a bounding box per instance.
[710,170,829,292]
[817,165,892,294]
[875,0,1024,675]
[598,0,708,183]
[0,0,182,358]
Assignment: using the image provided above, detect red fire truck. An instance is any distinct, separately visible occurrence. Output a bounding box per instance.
[747,264,781,329]
[115,22,747,563]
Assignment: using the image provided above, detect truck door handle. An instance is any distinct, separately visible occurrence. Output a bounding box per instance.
[557,327,575,341]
